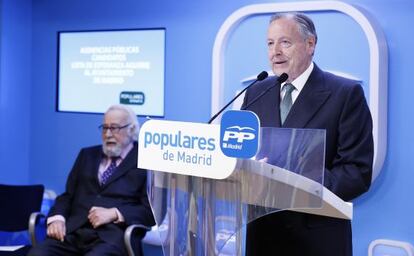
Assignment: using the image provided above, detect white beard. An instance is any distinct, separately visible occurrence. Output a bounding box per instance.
[102,143,122,157]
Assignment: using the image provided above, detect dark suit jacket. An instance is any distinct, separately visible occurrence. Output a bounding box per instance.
[242,64,373,256]
[48,142,155,252]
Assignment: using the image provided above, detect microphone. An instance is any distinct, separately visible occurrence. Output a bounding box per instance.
[207,71,268,124]
[241,73,288,110]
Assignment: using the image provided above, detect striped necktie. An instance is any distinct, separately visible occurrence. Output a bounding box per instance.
[100,157,119,185]
[280,83,295,124]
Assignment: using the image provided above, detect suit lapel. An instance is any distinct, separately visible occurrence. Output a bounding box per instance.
[101,143,137,189]
[93,152,103,187]
[282,65,331,128]
[273,83,282,127]
[259,78,282,127]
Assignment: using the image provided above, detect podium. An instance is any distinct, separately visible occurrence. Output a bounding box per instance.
[139,122,352,256]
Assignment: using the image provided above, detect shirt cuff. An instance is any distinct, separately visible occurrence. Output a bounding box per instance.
[47,215,66,225]
[114,208,125,223]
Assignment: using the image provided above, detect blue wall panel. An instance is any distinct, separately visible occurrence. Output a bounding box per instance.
[0,0,32,184]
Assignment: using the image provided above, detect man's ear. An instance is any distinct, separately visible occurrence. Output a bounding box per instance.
[128,124,135,133]
[306,36,316,55]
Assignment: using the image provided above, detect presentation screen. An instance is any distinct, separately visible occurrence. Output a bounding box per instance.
[57,28,165,116]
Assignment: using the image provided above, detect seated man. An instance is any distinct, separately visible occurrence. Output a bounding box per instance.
[29,104,155,256]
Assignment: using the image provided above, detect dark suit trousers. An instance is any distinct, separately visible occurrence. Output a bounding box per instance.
[246,211,352,256]
[28,224,126,256]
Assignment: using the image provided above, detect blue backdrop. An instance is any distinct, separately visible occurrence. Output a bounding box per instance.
[0,0,413,255]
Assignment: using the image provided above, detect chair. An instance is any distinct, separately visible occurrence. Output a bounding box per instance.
[0,184,45,256]
[124,224,152,256]
[369,239,414,256]
[124,208,172,256]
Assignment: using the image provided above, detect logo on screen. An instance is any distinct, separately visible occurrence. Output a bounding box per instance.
[220,110,260,158]
[120,91,145,105]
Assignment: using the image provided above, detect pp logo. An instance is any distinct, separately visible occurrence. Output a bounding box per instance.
[220,110,260,158]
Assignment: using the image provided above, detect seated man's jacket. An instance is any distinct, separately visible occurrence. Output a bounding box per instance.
[48,142,155,247]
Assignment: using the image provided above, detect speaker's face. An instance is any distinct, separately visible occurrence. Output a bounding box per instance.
[267,17,315,82]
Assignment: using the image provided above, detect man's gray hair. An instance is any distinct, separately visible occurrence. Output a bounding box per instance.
[106,104,139,141]
[270,12,318,44]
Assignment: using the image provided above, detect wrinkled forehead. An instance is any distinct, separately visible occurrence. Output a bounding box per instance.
[269,17,299,31]
[267,18,302,39]
[103,109,129,124]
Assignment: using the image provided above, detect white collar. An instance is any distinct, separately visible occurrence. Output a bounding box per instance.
[281,62,314,94]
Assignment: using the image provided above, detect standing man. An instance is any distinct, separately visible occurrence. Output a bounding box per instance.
[29,104,154,256]
[242,12,373,256]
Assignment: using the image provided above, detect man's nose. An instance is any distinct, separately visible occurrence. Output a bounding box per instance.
[272,44,282,55]
[104,128,114,136]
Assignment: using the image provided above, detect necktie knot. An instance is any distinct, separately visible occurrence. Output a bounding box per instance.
[110,157,119,163]
[283,83,295,94]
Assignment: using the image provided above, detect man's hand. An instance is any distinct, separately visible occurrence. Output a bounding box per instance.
[88,206,118,228]
[47,220,66,242]
[258,157,268,163]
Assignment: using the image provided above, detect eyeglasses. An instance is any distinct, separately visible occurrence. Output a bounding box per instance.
[98,123,130,134]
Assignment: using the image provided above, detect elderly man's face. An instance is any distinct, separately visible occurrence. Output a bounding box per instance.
[267,17,315,82]
[101,109,133,157]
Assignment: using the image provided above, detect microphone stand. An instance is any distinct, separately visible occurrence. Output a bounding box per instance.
[208,71,268,124]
